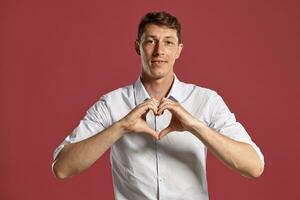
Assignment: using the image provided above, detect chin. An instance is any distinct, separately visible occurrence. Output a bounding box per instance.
[142,64,173,80]
[150,70,172,80]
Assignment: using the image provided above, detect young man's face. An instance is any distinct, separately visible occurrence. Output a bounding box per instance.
[136,24,183,81]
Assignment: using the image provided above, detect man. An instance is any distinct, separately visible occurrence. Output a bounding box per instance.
[52,11,264,200]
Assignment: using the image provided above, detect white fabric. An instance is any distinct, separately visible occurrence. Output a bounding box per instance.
[53,75,264,200]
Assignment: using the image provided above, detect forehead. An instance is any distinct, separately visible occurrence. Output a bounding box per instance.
[142,24,178,39]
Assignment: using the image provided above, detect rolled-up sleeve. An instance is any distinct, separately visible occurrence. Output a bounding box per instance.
[53,97,111,160]
[208,93,264,165]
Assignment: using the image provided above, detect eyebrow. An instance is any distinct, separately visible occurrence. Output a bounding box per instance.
[144,35,177,40]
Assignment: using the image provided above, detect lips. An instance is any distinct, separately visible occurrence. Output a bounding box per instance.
[151,60,167,64]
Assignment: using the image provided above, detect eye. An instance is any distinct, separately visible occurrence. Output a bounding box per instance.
[165,40,175,46]
[145,39,155,45]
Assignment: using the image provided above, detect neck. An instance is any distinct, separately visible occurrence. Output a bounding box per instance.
[141,74,174,101]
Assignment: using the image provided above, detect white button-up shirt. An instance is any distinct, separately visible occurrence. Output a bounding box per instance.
[54,75,264,200]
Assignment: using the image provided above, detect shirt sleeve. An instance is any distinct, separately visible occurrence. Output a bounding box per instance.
[53,97,112,160]
[208,92,265,165]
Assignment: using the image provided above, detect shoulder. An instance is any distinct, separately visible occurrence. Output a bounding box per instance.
[98,83,134,103]
[89,83,135,123]
[179,80,219,103]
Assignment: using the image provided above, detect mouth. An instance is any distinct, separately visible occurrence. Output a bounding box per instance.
[151,60,167,65]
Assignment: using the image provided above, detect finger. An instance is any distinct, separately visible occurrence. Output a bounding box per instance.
[144,98,159,107]
[135,98,159,119]
[149,101,159,114]
[144,99,159,114]
[150,97,159,105]
[139,103,158,117]
[157,103,175,115]
[143,126,159,140]
[160,97,174,104]
[158,98,176,111]
[140,98,156,107]
[159,126,173,139]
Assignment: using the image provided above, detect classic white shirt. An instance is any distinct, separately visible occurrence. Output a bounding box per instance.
[53,75,264,200]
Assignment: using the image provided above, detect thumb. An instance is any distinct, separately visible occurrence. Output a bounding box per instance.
[159,126,173,139]
[144,126,159,140]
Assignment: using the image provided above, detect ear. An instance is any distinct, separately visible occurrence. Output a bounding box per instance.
[175,43,183,59]
[135,40,140,55]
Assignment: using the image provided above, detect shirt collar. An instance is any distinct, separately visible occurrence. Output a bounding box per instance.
[133,74,183,105]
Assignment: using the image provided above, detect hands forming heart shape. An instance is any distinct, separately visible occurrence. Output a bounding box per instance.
[121,98,198,140]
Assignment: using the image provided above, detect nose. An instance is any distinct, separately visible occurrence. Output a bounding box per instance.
[153,41,165,56]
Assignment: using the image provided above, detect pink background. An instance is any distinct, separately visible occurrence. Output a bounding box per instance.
[1,0,299,199]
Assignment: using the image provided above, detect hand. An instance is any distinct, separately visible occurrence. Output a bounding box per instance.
[157,98,199,139]
[120,98,159,140]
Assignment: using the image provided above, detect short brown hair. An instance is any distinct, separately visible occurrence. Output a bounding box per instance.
[137,11,182,43]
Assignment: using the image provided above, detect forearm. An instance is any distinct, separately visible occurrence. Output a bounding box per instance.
[52,121,125,179]
[190,121,264,178]
[52,98,161,179]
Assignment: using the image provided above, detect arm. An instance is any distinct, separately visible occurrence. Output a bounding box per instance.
[52,121,124,179]
[52,98,159,179]
[158,98,264,178]
[189,122,264,178]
